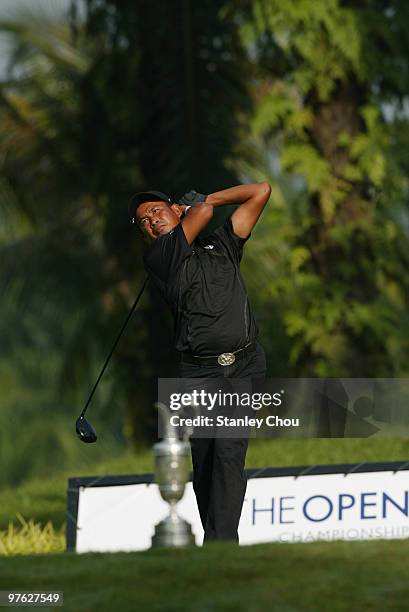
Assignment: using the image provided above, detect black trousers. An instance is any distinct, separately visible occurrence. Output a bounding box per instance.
[179,342,267,543]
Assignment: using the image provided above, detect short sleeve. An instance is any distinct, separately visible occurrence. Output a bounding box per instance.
[209,216,251,264]
[143,223,193,284]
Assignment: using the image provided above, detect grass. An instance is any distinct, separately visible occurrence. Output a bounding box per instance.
[246,437,409,468]
[0,438,408,609]
[0,539,409,611]
[1,438,408,530]
[0,514,65,556]
[0,447,154,529]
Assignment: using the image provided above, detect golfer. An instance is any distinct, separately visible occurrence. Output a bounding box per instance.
[129,182,271,543]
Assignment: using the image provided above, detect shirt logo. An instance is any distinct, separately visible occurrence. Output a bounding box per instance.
[204,244,214,250]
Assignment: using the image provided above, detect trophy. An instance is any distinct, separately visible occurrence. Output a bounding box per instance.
[151,402,196,548]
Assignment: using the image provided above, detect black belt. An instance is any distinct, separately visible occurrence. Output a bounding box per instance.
[180,341,256,366]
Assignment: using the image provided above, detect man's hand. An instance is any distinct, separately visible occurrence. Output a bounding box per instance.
[178,190,207,207]
[177,183,271,241]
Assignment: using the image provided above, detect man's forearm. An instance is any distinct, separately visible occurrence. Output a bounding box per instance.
[206,183,269,207]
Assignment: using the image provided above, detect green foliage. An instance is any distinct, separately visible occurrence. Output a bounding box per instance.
[235,0,409,376]
[0,3,157,458]
[2,0,409,494]
[0,0,259,461]
[0,514,65,556]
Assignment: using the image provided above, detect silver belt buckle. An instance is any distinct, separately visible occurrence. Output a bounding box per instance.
[217,352,236,366]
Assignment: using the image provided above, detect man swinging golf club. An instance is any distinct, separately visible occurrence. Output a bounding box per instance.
[130,182,271,543]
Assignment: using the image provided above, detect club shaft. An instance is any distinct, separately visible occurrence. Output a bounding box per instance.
[81,277,149,417]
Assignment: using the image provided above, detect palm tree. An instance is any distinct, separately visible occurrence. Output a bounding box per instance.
[1,0,266,451]
[0,6,149,458]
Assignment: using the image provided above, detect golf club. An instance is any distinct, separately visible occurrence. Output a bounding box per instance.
[75,277,149,443]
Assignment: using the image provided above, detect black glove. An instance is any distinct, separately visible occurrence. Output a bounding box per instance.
[177,190,207,207]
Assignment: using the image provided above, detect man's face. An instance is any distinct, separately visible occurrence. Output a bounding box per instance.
[135,200,182,240]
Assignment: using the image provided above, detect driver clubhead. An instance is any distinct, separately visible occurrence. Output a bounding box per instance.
[76,415,98,443]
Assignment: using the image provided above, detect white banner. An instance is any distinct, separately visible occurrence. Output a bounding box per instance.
[72,468,409,552]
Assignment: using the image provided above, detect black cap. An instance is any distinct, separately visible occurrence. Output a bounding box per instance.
[128,190,173,223]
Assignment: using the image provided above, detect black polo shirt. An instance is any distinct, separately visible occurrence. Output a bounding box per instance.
[143,216,258,355]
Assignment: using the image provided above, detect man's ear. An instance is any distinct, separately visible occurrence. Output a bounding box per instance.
[170,203,184,218]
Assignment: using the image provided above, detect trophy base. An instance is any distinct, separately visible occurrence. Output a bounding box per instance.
[151,513,196,548]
